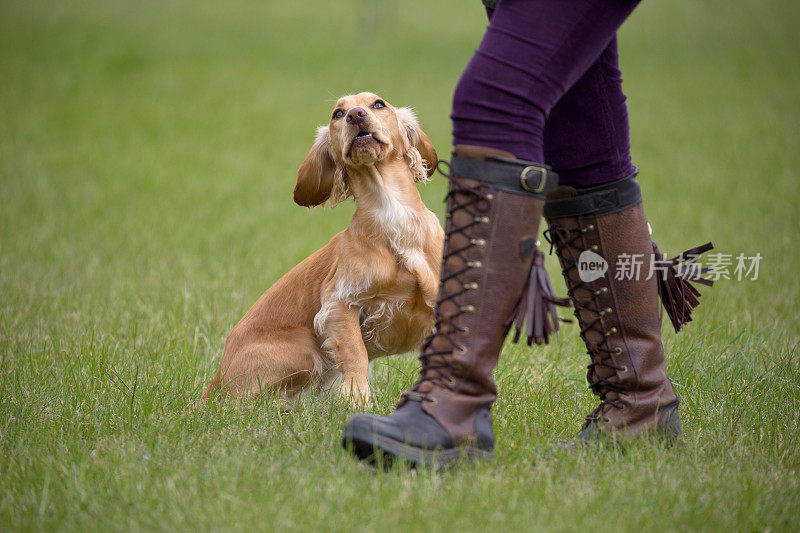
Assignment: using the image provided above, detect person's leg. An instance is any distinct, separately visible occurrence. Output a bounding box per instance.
[342,0,644,467]
[543,178,713,445]
[450,0,640,165]
[539,38,713,444]
[543,36,637,188]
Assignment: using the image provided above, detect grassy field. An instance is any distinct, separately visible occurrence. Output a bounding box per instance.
[1,0,799,530]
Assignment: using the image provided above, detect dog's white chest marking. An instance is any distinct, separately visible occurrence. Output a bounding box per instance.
[357,185,438,350]
[370,177,436,278]
[314,176,438,359]
[314,167,439,370]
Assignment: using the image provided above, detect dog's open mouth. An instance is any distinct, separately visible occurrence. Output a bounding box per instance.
[353,130,377,143]
[351,130,382,147]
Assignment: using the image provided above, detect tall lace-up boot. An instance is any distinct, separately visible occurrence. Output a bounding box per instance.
[342,145,564,468]
[543,175,713,443]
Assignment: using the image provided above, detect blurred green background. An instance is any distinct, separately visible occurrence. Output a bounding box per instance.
[1,0,799,530]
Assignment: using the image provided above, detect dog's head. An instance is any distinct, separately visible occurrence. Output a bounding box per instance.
[294,92,437,207]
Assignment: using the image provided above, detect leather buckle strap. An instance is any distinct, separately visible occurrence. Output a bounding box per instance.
[450,154,558,197]
[543,174,643,219]
[520,165,549,193]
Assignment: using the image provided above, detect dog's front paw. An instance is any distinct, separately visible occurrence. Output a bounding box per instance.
[339,377,370,410]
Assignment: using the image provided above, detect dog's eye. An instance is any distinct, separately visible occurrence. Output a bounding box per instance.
[372,100,385,109]
[332,109,344,120]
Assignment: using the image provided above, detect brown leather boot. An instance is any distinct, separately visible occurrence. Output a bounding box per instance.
[543,176,712,443]
[342,145,563,468]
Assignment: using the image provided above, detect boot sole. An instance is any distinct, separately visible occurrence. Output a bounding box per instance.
[342,426,492,470]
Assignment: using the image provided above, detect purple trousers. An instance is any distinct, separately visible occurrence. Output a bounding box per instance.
[451,0,641,188]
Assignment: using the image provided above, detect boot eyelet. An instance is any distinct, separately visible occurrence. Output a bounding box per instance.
[470,238,486,246]
[580,224,595,233]
[457,345,467,354]
[460,327,470,335]
[605,327,618,336]
[594,287,608,296]
[590,245,599,251]
[452,363,463,372]
[467,261,483,269]
[614,348,623,355]
[460,305,475,313]
[447,376,457,387]
[600,307,612,316]
[619,365,627,372]
[463,282,479,290]
[428,397,439,406]
[485,193,494,200]
[474,216,490,224]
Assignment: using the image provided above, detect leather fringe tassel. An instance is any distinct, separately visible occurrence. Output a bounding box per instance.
[506,250,570,346]
[652,241,715,333]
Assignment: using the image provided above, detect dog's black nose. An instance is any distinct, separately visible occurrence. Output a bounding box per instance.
[346,107,367,125]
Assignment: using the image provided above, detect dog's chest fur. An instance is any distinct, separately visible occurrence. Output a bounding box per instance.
[371,203,439,352]
[316,183,440,359]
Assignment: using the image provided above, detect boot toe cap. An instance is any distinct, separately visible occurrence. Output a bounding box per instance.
[341,400,454,452]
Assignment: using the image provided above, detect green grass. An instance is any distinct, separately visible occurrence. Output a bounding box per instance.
[1,0,799,530]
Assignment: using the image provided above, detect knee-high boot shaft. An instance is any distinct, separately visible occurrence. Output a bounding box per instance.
[402,145,561,446]
[403,146,560,444]
[343,146,562,466]
[544,176,712,441]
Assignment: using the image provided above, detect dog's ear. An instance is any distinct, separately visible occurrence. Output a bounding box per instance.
[294,126,349,208]
[396,107,437,182]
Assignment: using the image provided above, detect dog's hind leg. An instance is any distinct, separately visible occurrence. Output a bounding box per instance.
[214,327,319,401]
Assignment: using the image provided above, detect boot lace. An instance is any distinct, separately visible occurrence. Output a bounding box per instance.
[544,222,628,422]
[403,163,494,401]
